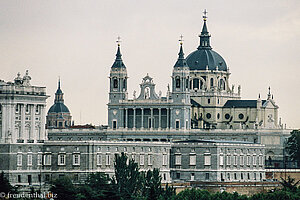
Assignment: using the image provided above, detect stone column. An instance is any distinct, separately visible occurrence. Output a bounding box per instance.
[10,104,16,143]
[141,108,144,129]
[166,108,169,129]
[40,105,46,141]
[158,108,161,130]
[21,104,26,140]
[170,108,173,129]
[150,108,153,130]
[133,108,136,129]
[31,104,36,141]
[125,108,128,129]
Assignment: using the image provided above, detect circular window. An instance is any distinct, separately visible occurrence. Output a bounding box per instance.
[225,113,230,119]
[239,113,244,119]
[217,113,220,119]
[206,113,211,119]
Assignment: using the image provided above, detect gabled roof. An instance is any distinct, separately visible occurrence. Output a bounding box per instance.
[223,100,266,108]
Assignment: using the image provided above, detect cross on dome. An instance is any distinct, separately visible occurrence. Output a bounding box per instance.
[179,35,184,45]
[203,9,208,21]
[116,36,121,46]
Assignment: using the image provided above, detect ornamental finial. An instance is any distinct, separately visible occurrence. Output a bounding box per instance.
[179,35,184,45]
[203,9,208,21]
[116,36,121,46]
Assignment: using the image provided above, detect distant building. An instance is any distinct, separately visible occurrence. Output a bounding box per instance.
[46,79,72,129]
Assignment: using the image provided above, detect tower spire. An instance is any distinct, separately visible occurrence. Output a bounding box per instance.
[174,35,188,68]
[112,36,126,68]
[198,9,211,50]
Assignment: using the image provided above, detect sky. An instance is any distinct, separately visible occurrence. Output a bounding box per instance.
[0,0,299,128]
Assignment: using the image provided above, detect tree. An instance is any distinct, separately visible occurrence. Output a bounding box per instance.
[279,176,300,192]
[78,172,119,200]
[112,152,144,199]
[0,171,14,194]
[142,168,162,200]
[50,176,77,200]
[285,130,300,166]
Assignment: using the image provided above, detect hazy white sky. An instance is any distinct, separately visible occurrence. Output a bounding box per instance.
[1,0,299,128]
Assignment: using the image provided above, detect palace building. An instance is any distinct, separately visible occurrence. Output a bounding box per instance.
[0,12,294,192]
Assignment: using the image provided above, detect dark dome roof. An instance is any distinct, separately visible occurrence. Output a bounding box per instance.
[186,49,227,71]
[48,103,70,114]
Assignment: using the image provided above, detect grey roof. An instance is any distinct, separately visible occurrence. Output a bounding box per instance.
[223,100,266,108]
[186,48,227,71]
[191,99,201,107]
[111,45,126,68]
[174,44,188,68]
[186,18,227,71]
[174,139,254,144]
[48,103,70,113]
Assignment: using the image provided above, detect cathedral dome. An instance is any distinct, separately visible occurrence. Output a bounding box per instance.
[187,15,227,71]
[48,103,70,113]
[186,49,227,71]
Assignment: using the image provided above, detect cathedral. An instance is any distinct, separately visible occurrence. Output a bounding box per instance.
[107,14,281,135]
[0,12,294,192]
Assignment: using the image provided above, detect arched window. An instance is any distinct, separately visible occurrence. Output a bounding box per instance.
[193,78,199,89]
[219,78,225,90]
[123,79,126,89]
[210,78,214,88]
[200,80,204,89]
[175,77,180,88]
[113,79,118,89]
[186,78,189,89]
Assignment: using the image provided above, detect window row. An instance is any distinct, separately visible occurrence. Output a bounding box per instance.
[220,155,264,166]
[175,154,211,166]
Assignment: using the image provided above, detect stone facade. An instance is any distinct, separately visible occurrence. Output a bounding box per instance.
[0,70,48,144]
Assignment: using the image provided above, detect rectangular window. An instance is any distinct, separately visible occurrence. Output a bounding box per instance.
[247,156,250,165]
[112,120,117,129]
[253,156,257,165]
[45,174,50,182]
[233,155,237,165]
[18,175,21,183]
[176,173,180,179]
[148,154,152,166]
[105,154,110,165]
[27,154,32,166]
[220,155,224,166]
[163,154,167,166]
[191,173,195,181]
[190,155,196,165]
[97,154,102,166]
[17,154,22,166]
[73,154,80,165]
[28,175,32,185]
[205,173,209,180]
[44,154,51,165]
[58,154,66,165]
[226,155,231,165]
[204,155,211,166]
[175,120,180,129]
[140,154,144,166]
[259,156,263,165]
[37,154,42,166]
[175,155,181,165]
[38,175,41,183]
[240,155,244,166]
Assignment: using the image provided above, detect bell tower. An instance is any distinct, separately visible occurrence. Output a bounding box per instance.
[170,36,191,130]
[109,37,128,104]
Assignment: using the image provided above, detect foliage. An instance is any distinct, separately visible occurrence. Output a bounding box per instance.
[0,171,14,193]
[112,152,144,199]
[50,176,77,200]
[285,129,300,166]
[279,175,300,192]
